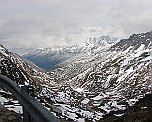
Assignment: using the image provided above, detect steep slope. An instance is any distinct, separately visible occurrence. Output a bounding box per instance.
[0,45,54,86]
[0,45,57,112]
[110,31,152,51]
[48,31,152,121]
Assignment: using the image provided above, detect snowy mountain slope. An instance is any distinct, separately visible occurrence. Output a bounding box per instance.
[47,31,152,121]
[29,31,152,121]
[110,31,152,51]
[0,44,61,116]
[0,45,56,96]
[23,35,118,71]
[0,31,152,122]
[101,93,152,122]
[9,48,34,55]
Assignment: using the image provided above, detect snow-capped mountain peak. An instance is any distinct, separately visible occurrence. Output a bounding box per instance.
[23,35,119,70]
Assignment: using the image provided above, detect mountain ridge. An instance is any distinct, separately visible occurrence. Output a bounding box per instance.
[23,35,118,71]
[0,31,152,121]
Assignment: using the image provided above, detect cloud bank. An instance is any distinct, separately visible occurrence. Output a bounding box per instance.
[0,0,152,48]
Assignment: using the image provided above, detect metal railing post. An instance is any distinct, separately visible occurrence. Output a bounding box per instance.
[22,86,31,122]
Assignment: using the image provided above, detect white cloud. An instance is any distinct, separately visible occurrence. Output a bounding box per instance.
[123,11,152,34]
[109,0,152,35]
[0,0,152,48]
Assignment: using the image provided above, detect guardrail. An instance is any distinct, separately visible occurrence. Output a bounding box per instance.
[0,74,60,122]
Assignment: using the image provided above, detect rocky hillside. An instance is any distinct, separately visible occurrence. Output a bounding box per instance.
[0,44,57,114]
[0,45,55,86]
[47,32,152,121]
[0,31,152,122]
[100,93,152,122]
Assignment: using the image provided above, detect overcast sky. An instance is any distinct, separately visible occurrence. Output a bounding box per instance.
[0,0,152,49]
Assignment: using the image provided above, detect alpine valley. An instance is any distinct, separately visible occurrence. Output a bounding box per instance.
[0,31,152,122]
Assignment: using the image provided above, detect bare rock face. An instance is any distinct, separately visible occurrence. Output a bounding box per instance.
[99,94,152,122]
[0,104,22,122]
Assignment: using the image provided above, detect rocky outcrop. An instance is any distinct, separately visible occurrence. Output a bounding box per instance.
[100,94,152,122]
